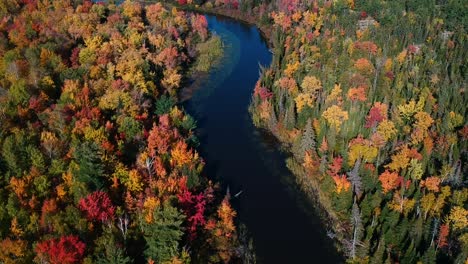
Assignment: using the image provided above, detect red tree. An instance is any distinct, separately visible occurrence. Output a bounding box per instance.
[437,224,449,249]
[178,186,206,239]
[328,156,343,177]
[254,85,273,100]
[147,121,173,157]
[192,14,208,41]
[78,191,115,222]
[35,235,85,264]
[365,106,385,128]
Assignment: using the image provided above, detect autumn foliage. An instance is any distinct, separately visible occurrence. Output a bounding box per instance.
[0,1,238,262]
[79,191,115,222]
[35,236,85,264]
[379,170,400,194]
[244,0,468,262]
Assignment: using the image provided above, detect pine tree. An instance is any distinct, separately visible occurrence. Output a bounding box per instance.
[402,240,417,263]
[95,247,131,264]
[370,238,386,264]
[142,204,185,262]
[94,227,132,264]
[422,245,437,264]
[73,141,105,191]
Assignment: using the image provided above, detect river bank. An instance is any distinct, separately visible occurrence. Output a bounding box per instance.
[182,14,341,262]
[178,3,349,256]
[164,1,350,259]
[166,3,273,48]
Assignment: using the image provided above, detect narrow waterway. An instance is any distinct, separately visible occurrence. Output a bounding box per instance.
[184,14,341,263]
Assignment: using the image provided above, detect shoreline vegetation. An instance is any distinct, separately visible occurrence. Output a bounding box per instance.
[180,34,224,102]
[176,5,274,48]
[166,0,467,263]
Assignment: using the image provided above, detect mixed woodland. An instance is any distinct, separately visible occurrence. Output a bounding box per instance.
[0,0,467,263]
[237,0,466,263]
[0,1,241,263]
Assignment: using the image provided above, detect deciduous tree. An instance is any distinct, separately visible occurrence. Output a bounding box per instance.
[35,235,86,264]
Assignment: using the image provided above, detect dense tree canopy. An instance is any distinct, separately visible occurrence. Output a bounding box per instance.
[247,0,467,262]
[0,0,238,263]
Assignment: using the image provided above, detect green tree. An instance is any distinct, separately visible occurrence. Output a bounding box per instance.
[8,79,30,107]
[142,204,185,262]
[117,116,142,141]
[94,228,132,264]
[154,94,175,116]
[72,141,105,192]
[2,130,31,178]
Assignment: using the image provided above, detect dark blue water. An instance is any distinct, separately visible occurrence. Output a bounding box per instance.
[184,15,341,263]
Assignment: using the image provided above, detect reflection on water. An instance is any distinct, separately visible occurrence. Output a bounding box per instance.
[182,23,241,108]
[184,14,342,264]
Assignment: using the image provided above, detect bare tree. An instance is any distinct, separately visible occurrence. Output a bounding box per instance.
[430,218,439,247]
[299,118,316,160]
[348,198,363,259]
[118,214,130,241]
[348,158,362,197]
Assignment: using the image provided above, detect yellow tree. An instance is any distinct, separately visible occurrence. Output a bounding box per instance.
[347,136,378,166]
[171,140,197,169]
[206,196,238,264]
[0,238,27,264]
[389,193,415,216]
[376,120,397,141]
[411,111,434,145]
[448,206,468,231]
[162,68,182,91]
[294,93,314,113]
[386,145,411,172]
[301,76,322,93]
[322,105,348,132]
[41,131,61,158]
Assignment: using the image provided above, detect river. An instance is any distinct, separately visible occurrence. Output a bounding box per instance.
[183,14,341,263]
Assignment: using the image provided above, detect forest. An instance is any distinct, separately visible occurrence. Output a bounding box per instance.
[0,0,467,263]
[0,1,241,263]
[236,0,466,263]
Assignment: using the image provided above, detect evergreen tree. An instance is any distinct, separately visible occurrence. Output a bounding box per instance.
[422,245,437,264]
[154,94,176,116]
[370,238,386,264]
[94,228,132,264]
[142,204,185,262]
[73,141,105,191]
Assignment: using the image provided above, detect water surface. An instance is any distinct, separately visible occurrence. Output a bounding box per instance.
[184,14,341,264]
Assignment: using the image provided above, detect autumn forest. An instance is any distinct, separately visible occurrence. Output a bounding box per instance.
[0,0,466,264]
